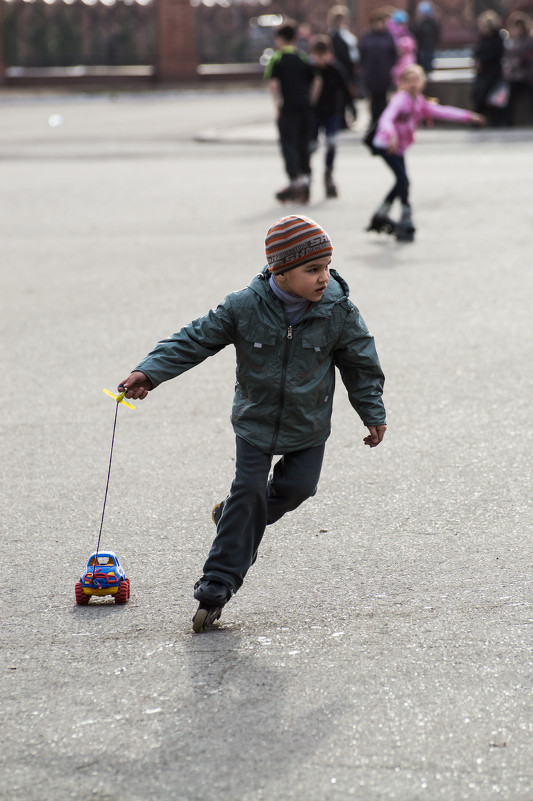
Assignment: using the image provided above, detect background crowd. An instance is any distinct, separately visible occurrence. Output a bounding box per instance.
[281,2,533,131]
[263,2,523,229]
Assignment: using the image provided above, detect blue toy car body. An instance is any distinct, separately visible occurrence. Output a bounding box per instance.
[75,550,130,604]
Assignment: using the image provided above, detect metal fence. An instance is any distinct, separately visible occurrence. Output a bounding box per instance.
[2,0,531,69]
[3,0,156,67]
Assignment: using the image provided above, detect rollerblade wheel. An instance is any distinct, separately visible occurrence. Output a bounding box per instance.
[192,607,208,633]
[192,606,222,633]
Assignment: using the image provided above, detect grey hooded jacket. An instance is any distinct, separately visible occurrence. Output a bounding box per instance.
[135,267,386,454]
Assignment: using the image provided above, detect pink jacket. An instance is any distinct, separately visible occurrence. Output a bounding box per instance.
[373,90,473,155]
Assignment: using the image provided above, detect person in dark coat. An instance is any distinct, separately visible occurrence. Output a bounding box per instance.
[264,21,320,202]
[472,10,505,126]
[503,11,533,126]
[412,1,441,74]
[327,4,360,127]
[359,9,397,124]
[309,35,355,197]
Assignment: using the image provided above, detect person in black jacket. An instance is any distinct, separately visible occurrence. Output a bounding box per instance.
[412,1,440,74]
[359,9,397,124]
[264,21,320,203]
[327,5,360,127]
[472,10,505,126]
[309,35,354,198]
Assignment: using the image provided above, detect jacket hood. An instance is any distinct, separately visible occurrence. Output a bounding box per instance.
[252,265,350,314]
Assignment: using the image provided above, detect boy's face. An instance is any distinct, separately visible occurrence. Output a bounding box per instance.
[275,256,331,302]
[313,51,333,67]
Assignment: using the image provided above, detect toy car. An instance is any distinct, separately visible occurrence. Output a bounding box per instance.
[75,550,130,605]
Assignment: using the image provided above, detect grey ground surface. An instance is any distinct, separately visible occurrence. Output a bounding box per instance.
[1,88,533,801]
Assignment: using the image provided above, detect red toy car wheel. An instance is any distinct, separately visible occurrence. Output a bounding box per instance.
[115,580,129,604]
[75,581,90,605]
[126,578,131,599]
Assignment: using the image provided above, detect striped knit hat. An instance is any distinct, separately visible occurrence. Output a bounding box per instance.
[265,215,333,274]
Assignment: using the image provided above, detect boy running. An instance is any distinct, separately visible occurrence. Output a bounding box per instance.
[119,216,387,631]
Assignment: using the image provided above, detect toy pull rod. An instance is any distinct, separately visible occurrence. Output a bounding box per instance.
[93,388,135,578]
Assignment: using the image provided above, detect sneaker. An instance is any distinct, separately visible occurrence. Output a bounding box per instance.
[193,578,233,607]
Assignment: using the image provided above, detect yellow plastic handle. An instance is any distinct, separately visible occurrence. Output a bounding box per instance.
[103,388,135,409]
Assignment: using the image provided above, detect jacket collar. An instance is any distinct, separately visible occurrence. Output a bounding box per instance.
[250,266,349,318]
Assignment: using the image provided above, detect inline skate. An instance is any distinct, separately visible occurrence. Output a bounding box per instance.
[192,577,233,633]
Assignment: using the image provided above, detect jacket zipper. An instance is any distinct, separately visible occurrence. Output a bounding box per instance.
[269,325,293,453]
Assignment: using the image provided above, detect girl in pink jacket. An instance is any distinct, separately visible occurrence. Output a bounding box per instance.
[367,64,485,241]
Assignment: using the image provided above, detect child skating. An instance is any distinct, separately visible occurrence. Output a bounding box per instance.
[264,22,320,203]
[309,35,355,198]
[118,216,387,631]
[366,63,485,242]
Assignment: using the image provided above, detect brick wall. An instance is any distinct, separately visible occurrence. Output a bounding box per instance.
[156,0,197,81]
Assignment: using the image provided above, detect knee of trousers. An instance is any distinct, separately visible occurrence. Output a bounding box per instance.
[299,483,318,502]
[272,478,319,503]
[232,480,268,504]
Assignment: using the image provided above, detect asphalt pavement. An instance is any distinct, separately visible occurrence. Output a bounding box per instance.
[1,87,533,801]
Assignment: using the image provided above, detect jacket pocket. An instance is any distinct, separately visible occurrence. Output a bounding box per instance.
[235,320,280,380]
[296,327,335,434]
[298,326,334,379]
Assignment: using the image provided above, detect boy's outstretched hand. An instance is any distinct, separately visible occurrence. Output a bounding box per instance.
[363,425,387,448]
[119,371,152,400]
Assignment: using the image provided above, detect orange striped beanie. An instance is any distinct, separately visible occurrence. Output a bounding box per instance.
[265,215,333,274]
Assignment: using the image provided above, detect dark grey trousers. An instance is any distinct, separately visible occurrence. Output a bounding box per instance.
[202,436,325,592]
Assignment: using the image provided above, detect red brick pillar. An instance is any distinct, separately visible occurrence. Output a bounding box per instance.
[156,0,198,83]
